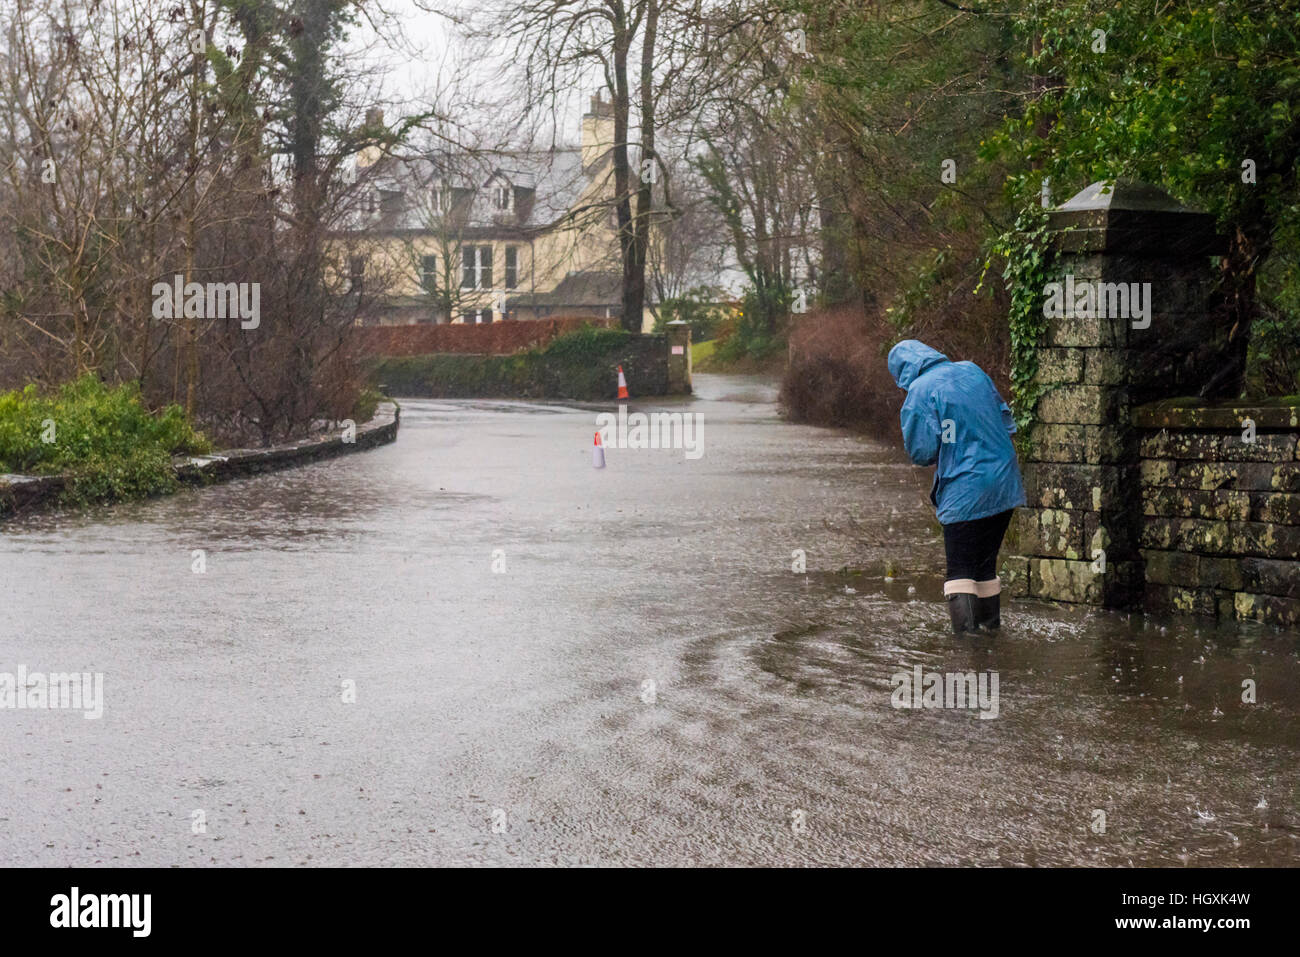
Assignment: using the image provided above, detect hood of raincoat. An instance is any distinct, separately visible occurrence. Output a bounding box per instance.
[888,340,949,390]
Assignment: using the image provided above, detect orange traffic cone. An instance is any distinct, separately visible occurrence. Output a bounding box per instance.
[616,365,629,400]
[593,431,606,469]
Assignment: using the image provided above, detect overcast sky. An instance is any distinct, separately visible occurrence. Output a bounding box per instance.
[346,0,596,148]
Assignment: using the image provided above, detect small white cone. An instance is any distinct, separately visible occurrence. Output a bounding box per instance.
[593,431,606,468]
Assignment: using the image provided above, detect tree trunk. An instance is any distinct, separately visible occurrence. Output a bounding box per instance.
[611,18,637,333]
[624,0,659,335]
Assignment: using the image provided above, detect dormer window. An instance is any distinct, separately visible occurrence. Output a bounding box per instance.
[365,190,379,214]
[492,184,511,211]
[432,181,450,213]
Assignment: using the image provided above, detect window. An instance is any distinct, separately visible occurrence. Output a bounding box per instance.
[504,247,518,290]
[432,182,450,213]
[348,255,365,293]
[421,254,437,292]
[461,308,493,324]
[365,191,379,214]
[492,185,511,210]
[460,245,493,289]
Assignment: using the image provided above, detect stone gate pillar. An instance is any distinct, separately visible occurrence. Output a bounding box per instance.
[1005,180,1227,607]
[666,320,692,394]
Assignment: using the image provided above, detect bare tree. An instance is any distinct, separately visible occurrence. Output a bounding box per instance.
[646,154,727,309]
[0,0,406,444]
[477,0,784,332]
[690,18,819,335]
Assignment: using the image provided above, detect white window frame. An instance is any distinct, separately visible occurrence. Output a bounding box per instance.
[432,181,450,213]
[461,245,493,290]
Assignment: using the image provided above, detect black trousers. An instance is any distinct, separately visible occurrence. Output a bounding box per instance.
[942,509,1014,582]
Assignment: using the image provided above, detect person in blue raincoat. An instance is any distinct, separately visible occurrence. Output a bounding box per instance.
[887,340,1026,633]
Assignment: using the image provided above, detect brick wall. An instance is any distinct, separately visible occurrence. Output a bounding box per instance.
[348,316,614,357]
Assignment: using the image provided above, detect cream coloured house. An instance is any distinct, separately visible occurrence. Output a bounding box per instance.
[340,96,654,332]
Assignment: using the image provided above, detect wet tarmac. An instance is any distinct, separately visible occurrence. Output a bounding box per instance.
[1,374,1297,866]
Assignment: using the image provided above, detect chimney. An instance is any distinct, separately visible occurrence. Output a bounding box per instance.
[357,107,386,169]
[581,90,614,172]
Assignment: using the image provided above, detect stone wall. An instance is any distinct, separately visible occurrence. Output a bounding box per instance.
[1005,179,1299,629]
[349,316,614,357]
[1004,180,1225,611]
[0,402,399,518]
[1134,401,1300,627]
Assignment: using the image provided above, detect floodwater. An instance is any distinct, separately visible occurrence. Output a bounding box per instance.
[1,374,1296,866]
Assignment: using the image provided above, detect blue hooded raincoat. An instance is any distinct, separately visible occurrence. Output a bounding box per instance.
[887,340,1026,525]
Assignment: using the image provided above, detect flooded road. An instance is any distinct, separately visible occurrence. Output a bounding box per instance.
[2,374,1297,866]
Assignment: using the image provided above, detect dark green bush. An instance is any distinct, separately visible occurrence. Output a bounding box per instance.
[372,354,539,397]
[352,387,383,424]
[0,375,210,504]
[652,287,728,343]
[367,324,668,400]
[540,325,632,360]
[1246,311,1300,397]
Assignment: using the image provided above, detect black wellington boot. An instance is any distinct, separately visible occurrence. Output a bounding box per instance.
[946,593,980,634]
[975,594,1001,630]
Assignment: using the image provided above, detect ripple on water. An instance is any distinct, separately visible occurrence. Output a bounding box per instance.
[2,388,1297,866]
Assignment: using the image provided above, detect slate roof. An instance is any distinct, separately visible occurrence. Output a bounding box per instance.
[507,270,623,310]
[346,147,591,234]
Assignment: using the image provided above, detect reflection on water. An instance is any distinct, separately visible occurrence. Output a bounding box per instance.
[1,376,1296,866]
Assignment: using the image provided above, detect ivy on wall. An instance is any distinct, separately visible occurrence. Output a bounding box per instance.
[980,207,1053,446]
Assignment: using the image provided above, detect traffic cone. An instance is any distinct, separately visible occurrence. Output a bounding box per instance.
[593,431,606,469]
[616,365,629,399]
